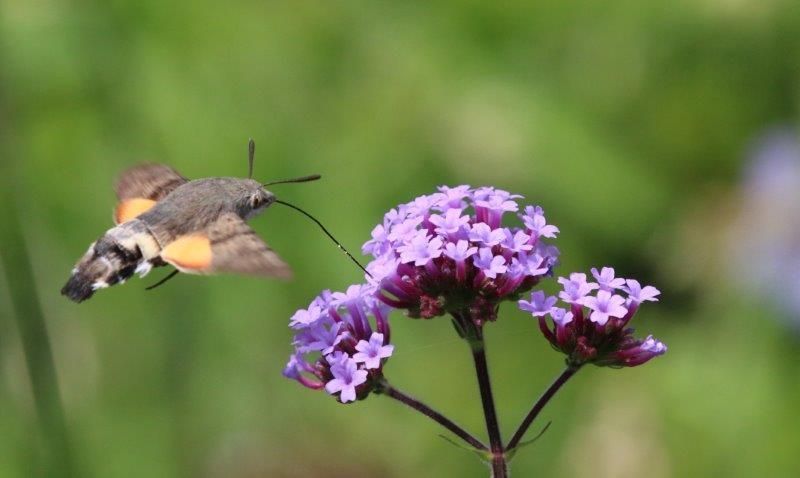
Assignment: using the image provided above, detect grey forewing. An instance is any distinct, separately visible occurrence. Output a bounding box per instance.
[115,164,188,201]
[138,177,255,245]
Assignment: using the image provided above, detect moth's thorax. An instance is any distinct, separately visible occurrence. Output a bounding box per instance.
[138,177,274,245]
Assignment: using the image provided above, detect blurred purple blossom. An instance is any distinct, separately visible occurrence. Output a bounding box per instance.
[735,128,800,327]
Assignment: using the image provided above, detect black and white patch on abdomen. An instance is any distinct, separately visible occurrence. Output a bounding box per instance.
[61,219,162,303]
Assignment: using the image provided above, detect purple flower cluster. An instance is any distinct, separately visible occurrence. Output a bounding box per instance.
[362,185,560,325]
[520,267,667,367]
[283,284,394,403]
[284,186,668,408]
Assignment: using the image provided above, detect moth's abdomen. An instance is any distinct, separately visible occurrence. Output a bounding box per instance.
[61,245,137,302]
[61,221,161,303]
[61,267,99,303]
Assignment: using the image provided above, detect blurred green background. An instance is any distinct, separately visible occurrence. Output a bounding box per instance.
[2,1,800,477]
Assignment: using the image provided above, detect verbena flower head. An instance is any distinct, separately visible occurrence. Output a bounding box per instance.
[283,284,394,403]
[362,186,559,326]
[520,267,666,367]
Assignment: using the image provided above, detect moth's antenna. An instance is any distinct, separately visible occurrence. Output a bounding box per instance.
[146,269,180,291]
[263,174,321,187]
[248,138,256,179]
[275,199,371,278]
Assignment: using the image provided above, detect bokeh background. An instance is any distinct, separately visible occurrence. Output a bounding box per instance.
[2,1,800,477]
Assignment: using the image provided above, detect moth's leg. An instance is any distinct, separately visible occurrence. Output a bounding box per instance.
[145,269,180,291]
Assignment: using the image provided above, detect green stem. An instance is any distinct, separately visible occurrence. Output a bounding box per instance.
[0,197,75,478]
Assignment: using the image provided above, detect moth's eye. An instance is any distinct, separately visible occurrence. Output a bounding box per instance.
[251,195,263,208]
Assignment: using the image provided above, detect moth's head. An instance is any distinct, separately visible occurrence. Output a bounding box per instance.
[239,179,276,219]
[239,139,319,219]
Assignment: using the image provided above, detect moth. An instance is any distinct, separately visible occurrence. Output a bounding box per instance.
[62,140,364,303]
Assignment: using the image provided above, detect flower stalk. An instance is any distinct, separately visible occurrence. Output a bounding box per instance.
[468,326,508,478]
[507,365,581,451]
[375,379,488,452]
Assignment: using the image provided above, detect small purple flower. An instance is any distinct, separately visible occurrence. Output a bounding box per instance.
[534,242,560,269]
[469,223,506,246]
[332,284,369,307]
[365,253,399,284]
[436,185,472,209]
[383,207,407,226]
[362,224,390,256]
[474,191,520,229]
[519,291,557,317]
[641,335,667,354]
[408,194,442,217]
[514,252,549,277]
[473,248,508,279]
[590,267,626,291]
[521,205,559,239]
[311,289,335,309]
[444,240,478,283]
[550,308,573,327]
[609,335,668,367]
[387,216,424,243]
[581,290,628,326]
[503,230,534,253]
[282,354,304,380]
[429,208,471,239]
[309,321,346,354]
[622,279,661,304]
[474,187,521,202]
[325,356,369,403]
[289,304,324,329]
[529,269,666,368]
[353,333,395,369]
[558,273,598,304]
[444,240,478,262]
[475,195,520,213]
[397,231,444,266]
[325,350,349,368]
[283,353,324,389]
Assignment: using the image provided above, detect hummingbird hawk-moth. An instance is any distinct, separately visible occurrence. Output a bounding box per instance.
[62,140,364,303]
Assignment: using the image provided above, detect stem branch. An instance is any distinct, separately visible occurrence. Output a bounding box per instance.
[378,379,487,451]
[507,365,580,451]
